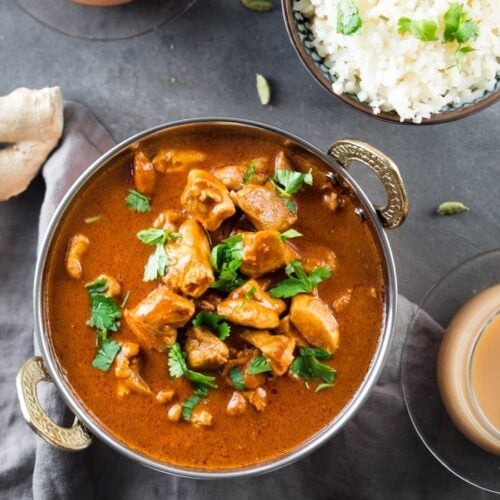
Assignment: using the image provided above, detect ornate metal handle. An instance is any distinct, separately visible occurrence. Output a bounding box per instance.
[328,139,409,229]
[16,357,92,451]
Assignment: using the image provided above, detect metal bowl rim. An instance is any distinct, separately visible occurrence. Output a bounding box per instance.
[34,117,398,479]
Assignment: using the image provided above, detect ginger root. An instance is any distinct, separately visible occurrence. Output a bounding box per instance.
[0,87,63,201]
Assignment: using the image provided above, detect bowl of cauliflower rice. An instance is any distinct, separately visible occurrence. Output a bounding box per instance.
[283,0,499,123]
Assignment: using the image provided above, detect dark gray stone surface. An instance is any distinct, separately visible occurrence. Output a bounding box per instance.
[0,0,498,496]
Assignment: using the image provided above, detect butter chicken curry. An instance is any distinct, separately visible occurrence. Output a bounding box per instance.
[45,130,384,469]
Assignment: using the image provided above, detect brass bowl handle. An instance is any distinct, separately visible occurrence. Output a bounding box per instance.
[328,139,409,229]
[16,357,92,451]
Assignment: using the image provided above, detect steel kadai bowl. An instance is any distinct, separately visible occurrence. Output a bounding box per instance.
[17,118,409,479]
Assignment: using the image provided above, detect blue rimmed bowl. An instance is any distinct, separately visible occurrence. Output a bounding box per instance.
[282,0,500,124]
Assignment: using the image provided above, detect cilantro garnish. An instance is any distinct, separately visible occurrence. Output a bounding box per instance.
[85,278,121,332]
[143,244,169,282]
[238,285,257,310]
[247,356,273,375]
[92,330,121,371]
[136,228,180,246]
[398,17,438,41]
[280,229,303,241]
[181,385,209,421]
[443,3,479,43]
[85,278,122,371]
[167,343,217,389]
[210,234,246,293]
[336,0,363,35]
[192,311,231,341]
[228,366,246,390]
[125,189,151,213]
[136,228,179,282]
[270,168,313,213]
[290,347,336,384]
[269,261,331,298]
[243,162,256,184]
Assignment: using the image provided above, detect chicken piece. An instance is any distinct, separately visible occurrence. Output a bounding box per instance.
[227,391,248,416]
[180,169,236,231]
[243,387,267,412]
[65,234,89,280]
[133,151,156,195]
[240,230,297,277]
[152,210,184,232]
[223,349,266,390]
[168,403,182,422]
[191,409,213,427]
[212,157,271,191]
[95,274,121,298]
[333,288,353,313]
[124,286,195,351]
[153,149,207,174]
[301,245,337,274]
[217,280,285,329]
[156,389,176,404]
[163,219,214,298]
[276,316,308,347]
[274,150,293,171]
[184,327,229,370]
[230,183,297,232]
[114,342,151,397]
[290,294,340,353]
[240,330,295,376]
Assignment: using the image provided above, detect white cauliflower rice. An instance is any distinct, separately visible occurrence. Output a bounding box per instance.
[294,0,500,122]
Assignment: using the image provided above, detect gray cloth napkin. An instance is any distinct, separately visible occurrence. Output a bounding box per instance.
[0,104,489,500]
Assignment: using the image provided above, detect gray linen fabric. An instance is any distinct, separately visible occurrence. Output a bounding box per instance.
[0,104,491,499]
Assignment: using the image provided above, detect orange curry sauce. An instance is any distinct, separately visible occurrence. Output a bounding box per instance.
[44,131,384,470]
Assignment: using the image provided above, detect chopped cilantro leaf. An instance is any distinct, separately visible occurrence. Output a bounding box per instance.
[167,343,188,378]
[181,385,208,421]
[270,168,312,213]
[290,348,336,384]
[125,189,152,213]
[243,162,256,184]
[85,280,121,371]
[92,334,121,371]
[86,291,121,332]
[210,234,246,293]
[280,229,303,241]
[337,0,363,35]
[143,244,169,282]
[298,347,331,360]
[229,366,246,390]
[444,3,479,43]
[247,356,273,375]
[167,343,218,389]
[269,261,332,298]
[85,277,109,296]
[193,311,231,341]
[136,228,180,246]
[397,17,438,41]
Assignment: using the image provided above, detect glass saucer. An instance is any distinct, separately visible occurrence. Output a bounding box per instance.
[401,249,500,494]
[16,0,197,41]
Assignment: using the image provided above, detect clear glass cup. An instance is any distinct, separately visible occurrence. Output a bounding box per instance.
[401,249,500,494]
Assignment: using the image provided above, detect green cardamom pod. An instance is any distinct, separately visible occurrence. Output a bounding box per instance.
[241,0,273,12]
[436,201,470,215]
[256,73,271,105]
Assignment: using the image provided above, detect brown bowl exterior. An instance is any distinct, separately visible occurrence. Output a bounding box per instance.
[282,0,500,125]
